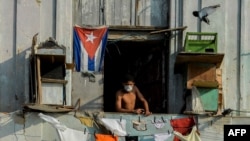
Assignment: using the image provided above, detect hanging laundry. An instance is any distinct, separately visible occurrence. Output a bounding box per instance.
[174,126,201,141]
[100,118,127,136]
[38,113,67,131]
[125,136,138,141]
[95,133,119,141]
[154,132,172,141]
[170,117,195,141]
[38,113,89,141]
[151,119,166,129]
[57,127,89,141]
[81,111,108,132]
[132,120,147,131]
[77,116,94,127]
[73,25,108,72]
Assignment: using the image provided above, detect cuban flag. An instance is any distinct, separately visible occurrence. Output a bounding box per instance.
[73,25,108,72]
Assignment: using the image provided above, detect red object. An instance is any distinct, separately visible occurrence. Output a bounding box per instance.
[170,117,195,141]
[95,134,119,141]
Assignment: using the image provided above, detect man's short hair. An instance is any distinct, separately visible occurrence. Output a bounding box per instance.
[122,74,135,83]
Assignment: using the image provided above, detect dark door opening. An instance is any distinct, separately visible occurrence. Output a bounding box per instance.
[103,40,167,113]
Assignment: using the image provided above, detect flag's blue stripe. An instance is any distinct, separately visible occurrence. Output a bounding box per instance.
[73,29,82,72]
[88,57,95,71]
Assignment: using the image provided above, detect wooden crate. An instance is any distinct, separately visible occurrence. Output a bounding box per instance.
[187,63,217,89]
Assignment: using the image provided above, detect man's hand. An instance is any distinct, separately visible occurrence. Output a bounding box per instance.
[134,109,152,116]
[144,111,152,116]
[134,108,144,114]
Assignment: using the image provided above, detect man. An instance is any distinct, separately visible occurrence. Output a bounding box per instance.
[115,74,151,116]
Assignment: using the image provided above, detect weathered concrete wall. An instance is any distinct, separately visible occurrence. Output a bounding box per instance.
[72,73,104,111]
[0,0,73,111]
[0,0,25,112]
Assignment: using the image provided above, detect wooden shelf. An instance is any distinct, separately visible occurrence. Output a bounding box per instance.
[175,52,224,65]
[41,78,68,84]
[192,80,218,88]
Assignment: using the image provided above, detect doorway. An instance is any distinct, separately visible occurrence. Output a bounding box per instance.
[103,40,167,113]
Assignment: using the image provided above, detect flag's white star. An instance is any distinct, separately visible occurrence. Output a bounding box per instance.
[85,32,97,44]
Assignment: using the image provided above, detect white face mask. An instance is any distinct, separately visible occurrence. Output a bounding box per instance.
[124,85,133,92]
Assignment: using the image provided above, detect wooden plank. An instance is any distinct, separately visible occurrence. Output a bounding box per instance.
[193,80,218,88]
[36,56,42,104]
[65,63,75,70]
[41,78,68,84]
[108,30,164,41]
[131,0,136,25]
[187,63,216,89]
[216,68,222,89]
[108,25,167,30]
[216,68,223,111]
[216,68,222,75]
[218,93,223,104]
[24,104,73,113]
[108,26,166,41]
[105,0,115,25]
[176,52,224,65]
[41,83,64,105]
[135,0,139,25]
[218,88,223,94]
[216,75,222,84]
[79,0,100,25]
[150,26,188,34]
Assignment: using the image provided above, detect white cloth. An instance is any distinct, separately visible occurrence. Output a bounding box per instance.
[58,127,88,141]
[38,113,89,141]
[191,86,205,112]
[173,126,201,141]
[38,113,67,131]
[100,118,127,136]
[151,119,166,129]
[132,120,147,131]
[154,133,172,141]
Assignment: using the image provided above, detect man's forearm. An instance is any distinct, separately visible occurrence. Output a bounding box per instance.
[143,101,150,112]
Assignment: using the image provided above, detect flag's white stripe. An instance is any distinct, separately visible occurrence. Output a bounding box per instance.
[80,41,89,72]
[83,48,88,72]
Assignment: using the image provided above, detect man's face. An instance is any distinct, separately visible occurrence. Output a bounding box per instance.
[123,81,134,92]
